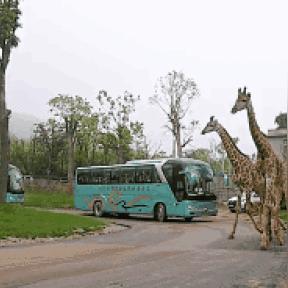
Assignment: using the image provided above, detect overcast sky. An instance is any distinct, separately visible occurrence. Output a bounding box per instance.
[6,0,288,156]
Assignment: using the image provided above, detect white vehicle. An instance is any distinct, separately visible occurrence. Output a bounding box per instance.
[227,192,260,213]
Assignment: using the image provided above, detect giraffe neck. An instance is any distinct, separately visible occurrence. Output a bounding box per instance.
[217,125,247,167]
[246,100,270,157]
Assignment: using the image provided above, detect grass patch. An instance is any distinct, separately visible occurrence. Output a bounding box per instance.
[0,204,105,239]
[280,210,288,223]
[24,188,74,209]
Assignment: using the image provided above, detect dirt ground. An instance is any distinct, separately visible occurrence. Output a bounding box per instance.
[0,208,287,288]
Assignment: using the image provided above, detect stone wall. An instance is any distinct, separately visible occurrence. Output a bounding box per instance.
[24,179,68,192]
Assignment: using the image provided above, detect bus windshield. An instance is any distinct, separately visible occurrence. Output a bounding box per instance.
[161,159,214,201]
[180,163,213,195]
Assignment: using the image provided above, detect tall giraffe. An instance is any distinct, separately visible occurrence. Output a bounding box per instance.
[231,87,286,250]
[202,116,264,240]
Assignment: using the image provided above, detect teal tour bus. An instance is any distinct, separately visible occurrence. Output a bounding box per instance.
[74,158,218,222]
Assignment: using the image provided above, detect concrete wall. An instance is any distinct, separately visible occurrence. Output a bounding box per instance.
[267,128,287,160]
[210,176,239,203]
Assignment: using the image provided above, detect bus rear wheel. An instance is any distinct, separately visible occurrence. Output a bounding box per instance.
[154,203,167,222]
[93,201,104,217]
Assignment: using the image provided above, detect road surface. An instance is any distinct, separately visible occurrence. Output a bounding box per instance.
[0,209,287,288]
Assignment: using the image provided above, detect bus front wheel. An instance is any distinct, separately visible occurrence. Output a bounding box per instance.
[154,203,167,222]
[184,217,193,222]
[93,201,104,217]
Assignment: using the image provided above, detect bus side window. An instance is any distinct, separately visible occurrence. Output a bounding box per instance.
[77,172,83,184]
[91,169,104,184]
[162,163,173,185]
[151,167,161,183]
[77,171,90,185]
[135,168,147,183]
[110,169,120,184]
[135,166,159,184]
[120,168,135,184]
[102,170,111,184]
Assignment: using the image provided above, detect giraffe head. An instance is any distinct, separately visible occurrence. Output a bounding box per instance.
[231,87,251,114]
[201,116,219,135]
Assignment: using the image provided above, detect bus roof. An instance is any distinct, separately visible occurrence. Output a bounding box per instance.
[77,158,211,170]
[127,158,210,166]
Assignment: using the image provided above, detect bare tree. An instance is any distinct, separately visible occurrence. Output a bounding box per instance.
[150,71,199,158]
[0,0,21,202]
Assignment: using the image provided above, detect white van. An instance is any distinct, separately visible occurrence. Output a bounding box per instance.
[227,192,260,213]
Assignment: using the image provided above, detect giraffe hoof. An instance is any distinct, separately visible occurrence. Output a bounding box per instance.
[228,234,234,240]
[260,244,268,251]
[276,239,284,246]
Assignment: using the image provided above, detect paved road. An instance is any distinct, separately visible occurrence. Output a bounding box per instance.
[0,210,287,288]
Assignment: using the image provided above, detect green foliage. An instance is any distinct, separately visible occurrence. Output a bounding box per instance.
[280,210,287,223]
[49,95,92,131]
[24,188,74,209]
[96,90,146,163]
[186,143,234,175]
[0,204,105,239]
[0,0,21,71]
[10,92,149,179]
[188,148,210,163]
[275,112,287,129]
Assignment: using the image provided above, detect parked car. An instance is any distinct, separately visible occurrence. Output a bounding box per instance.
[227,192,260,213]
[23,175,34,182]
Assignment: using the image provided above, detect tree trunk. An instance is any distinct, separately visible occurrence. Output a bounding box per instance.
[0,72,8,203]
[118,146,124,164]
[286,159,288,212]
[67,132,74,194]
[172,138,176,158]
[176,124,182,158]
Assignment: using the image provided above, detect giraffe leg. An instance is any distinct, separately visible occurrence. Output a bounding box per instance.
[279,218,287,231]
[260,204,271,250]
[228,194,241,239]
[245,192,263,234]
[259,200,263,230]
[268,209,272,242]
[246,207,263,234]
[272,204,284,246]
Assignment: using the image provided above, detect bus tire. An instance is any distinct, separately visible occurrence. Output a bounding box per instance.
[154,203,167,222]
[93,201,104,217]
[118,213,130,219]
[184,217,193,222]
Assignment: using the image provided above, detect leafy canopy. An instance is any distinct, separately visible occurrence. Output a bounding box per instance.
[0,0,21,71]
[49,94,92,133]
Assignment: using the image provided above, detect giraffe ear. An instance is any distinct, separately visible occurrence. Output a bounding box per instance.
[247,93,251,99]
[210,116,215,122]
